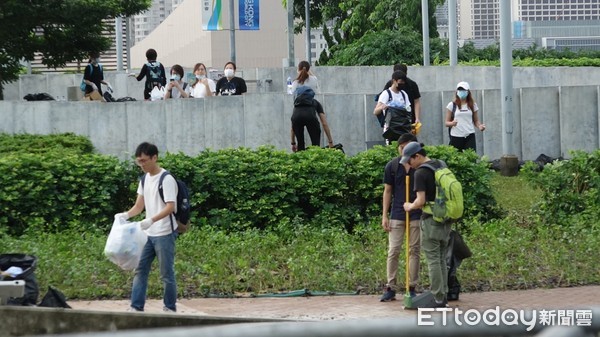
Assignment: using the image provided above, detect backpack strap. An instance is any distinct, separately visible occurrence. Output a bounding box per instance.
[448,102,457,136]
[140,171,176,232]
[419,160,446,215]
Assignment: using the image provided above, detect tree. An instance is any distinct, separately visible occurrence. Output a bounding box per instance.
[0,0,151,99]
[292,0,445,65]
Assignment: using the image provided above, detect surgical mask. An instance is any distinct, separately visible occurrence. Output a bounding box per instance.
[457,90,468,99]
[196,74,206,80]
[171,74,181,81]
[224,69,234,78]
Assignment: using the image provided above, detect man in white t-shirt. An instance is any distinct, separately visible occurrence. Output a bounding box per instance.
[116,142,179,312]
[374,71,412,144]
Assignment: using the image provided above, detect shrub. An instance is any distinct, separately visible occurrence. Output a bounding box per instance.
[0,133,94,155]
[522,149,600,227]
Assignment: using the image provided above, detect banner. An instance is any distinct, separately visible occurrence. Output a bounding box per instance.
[203,0,223,31]
[239,0,259,30]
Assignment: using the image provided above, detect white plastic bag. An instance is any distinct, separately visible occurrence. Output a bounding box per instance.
[104,217,147,271]
[150,86,165,101]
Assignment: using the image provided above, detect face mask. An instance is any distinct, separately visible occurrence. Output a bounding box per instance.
[171,74,181,81]
[457,90,468,99]
[224,69,234,78]
[196,74,206,80]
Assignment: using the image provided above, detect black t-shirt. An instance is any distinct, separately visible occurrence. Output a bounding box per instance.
[383,158,422,221]
[84,64,104,95]
[413,160,437,202]
[216,76,247,96]
[383,77,421,122]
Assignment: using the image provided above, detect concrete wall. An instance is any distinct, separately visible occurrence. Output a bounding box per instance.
[1,87,598,161]
[2,67,599,160]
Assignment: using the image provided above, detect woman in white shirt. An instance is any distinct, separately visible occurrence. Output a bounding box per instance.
[164,64,189,99]
[291,60,320,95]
[445,81,486,152]
[188,63,216,98]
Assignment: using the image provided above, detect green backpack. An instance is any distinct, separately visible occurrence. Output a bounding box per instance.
[420,160,464,223]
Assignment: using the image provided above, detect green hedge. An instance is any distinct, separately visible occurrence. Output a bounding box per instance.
[0,135,501,235]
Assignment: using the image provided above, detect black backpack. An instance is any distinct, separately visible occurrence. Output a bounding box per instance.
[381,89,412,141]
[146,61,165,90]
[141,171,191,234]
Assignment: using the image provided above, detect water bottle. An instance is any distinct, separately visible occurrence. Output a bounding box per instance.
[286,77,293,95]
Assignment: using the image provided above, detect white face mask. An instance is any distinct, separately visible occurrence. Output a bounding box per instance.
[196,74,205,80]
[224,69,234,78]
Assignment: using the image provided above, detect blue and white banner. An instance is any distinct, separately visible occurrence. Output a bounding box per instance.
[239,0,259,30]
[202,0,223,31]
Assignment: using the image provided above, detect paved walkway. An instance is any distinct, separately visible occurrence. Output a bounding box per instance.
[69,286,600,320]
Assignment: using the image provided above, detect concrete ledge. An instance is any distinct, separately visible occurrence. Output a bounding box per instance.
[0,306,288,337]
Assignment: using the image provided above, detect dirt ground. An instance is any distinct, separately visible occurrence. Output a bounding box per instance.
[68,285,600,320]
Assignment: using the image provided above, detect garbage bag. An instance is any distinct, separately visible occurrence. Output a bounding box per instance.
[104,217,147,271]
[0,254,39,305]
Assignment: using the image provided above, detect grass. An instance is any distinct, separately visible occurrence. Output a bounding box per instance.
[489,172,542,214]
[2,173,598,301]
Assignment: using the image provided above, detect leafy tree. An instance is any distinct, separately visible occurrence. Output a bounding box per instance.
[291,0,445,65]
[0,0,151,99]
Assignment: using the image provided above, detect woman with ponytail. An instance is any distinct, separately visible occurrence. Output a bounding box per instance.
[291,60,320,94]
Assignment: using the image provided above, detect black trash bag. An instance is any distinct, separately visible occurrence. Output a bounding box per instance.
[446,230,472,301]
[23,93,55,101]
[103,91,116,102]
[0,254,39,306]
[38,286,71,309]
[116,97,137,102]
[322,143,345,154]
[382,107,412,141]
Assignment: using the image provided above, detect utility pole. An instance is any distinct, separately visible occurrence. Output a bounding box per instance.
[500,0,518,176]
[448,0,457,66]
[421,0,430,66]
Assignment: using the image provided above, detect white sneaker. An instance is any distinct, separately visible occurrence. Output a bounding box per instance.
[127,307,143,312]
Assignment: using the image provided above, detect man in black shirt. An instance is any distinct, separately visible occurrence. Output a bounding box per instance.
[383,64,421,124]
[400,142,450,308]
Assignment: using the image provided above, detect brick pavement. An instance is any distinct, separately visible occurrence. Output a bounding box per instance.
[69,285,600,320]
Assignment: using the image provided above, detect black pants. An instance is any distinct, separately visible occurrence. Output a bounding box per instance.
[449,133,476,152]
[291,113,321,151]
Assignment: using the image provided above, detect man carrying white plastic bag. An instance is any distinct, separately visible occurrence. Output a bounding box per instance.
[112,142,179,313]
[104,216,148,270]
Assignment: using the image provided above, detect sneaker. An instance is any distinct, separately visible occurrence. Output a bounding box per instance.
[127,307,143,312]
[434,298,449,308]
[380,287,396,302]
[409,286,417,298]
[163,306,176,313]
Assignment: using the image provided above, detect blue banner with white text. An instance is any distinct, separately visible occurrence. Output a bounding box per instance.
[239,0,259,30]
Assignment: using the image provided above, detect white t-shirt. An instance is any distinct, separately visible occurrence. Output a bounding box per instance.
[188,79,216,98]
[137,169,178,237]
[291,75,320,94]
[447,101,479,137]
[168,81,188,99]
[378,89,411,112]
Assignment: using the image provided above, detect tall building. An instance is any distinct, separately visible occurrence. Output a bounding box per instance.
[437,0,600,51]
[133,0,184,44]
[130,0,306,69]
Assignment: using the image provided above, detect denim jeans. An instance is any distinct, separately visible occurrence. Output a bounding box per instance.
[131,232,177,311]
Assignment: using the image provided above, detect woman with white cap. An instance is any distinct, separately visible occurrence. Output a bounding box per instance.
[445,81,485,152]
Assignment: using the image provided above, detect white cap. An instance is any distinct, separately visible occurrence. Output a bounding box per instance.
[456,81,470,90]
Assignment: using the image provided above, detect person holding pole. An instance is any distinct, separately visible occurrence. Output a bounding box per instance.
[379,133,421,302]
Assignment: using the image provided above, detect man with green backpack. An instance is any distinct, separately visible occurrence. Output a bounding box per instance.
[400,142,464,308]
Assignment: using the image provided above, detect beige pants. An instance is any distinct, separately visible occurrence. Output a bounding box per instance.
[387,219,421,291]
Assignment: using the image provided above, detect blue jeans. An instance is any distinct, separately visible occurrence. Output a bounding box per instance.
[131,232,177,311]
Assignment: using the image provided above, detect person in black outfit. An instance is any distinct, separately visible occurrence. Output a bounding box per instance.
[215,61,247,96]
[129,48,167,100]
[83,51,111,99]
[383,64,421,124]
[290,86,334,152]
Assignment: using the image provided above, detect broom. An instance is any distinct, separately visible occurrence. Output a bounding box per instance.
[403,174,413,308]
